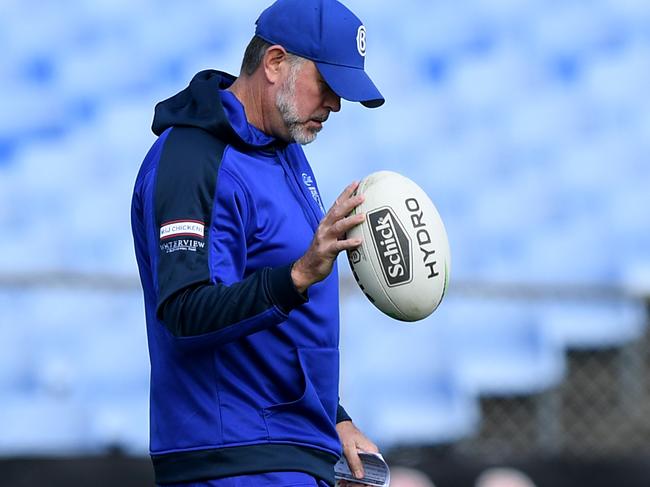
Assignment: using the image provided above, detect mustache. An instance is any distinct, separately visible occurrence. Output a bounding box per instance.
[311,112,329,123]
[285,111,328,126]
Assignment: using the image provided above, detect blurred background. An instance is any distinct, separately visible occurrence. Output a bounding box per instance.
[1,0,649,486]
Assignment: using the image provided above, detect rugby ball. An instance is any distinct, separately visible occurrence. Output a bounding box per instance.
[346,171,450,322]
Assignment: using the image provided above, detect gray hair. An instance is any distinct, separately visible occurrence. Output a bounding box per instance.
[241,35,305,76]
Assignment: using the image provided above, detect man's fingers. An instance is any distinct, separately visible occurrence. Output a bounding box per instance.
[335,180,360,206]
[344,446,365,479]
[357,439,379,454]
[365,443,379,454]
[298,181,366,288]
[333,237,362,253]
[332,213,365,237]
[328,194,364,225]
[328,181,364,222]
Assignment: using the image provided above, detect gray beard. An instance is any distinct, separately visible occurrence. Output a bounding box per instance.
[275,69,321,145]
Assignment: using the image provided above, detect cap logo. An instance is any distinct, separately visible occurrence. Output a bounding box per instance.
[356,25,366,57]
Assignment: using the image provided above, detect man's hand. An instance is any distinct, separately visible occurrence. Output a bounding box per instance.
[336,420,379,487]
[292,181,365,293]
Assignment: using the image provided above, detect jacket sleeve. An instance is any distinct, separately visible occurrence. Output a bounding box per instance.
[152,127,306,347]
[336,403,352,424]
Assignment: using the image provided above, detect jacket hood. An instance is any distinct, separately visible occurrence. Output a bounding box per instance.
[152,70,278,150]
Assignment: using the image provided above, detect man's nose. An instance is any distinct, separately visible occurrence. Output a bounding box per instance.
[324,88,341,113]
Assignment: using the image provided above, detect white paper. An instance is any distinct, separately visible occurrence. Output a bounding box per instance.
[334,452,390,487]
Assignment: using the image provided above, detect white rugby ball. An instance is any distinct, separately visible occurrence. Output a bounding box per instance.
[346,171,450,322]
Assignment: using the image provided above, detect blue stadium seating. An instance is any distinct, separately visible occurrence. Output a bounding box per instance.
[0,315,33,393]
[540,300,645,350]
[435,298,565,396]
[340,292,480,446]
[0,393,90,456]
[86,393,150,454]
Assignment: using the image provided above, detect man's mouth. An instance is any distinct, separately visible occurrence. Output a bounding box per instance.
[312,112,329,123]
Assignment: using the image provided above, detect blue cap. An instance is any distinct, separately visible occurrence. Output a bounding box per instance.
[255,0,385,108]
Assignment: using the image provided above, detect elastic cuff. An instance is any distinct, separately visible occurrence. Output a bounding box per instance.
[267,264,309,314]
[336,403,352,424]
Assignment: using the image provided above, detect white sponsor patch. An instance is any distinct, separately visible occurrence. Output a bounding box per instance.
[160,239,205,253]
[160,220,205,240]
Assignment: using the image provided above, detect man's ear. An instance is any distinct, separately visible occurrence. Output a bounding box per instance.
[263,45,288,84]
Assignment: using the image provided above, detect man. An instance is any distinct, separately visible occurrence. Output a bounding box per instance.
[131,0,384,485]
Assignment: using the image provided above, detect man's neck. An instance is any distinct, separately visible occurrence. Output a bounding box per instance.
[227,77,269,135]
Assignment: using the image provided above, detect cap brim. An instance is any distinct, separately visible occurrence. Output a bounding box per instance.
[316,62,385,108]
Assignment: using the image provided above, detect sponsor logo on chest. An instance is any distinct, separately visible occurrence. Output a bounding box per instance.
[302,173,325,214]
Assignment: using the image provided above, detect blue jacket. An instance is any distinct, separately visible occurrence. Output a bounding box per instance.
[131,70,348,485]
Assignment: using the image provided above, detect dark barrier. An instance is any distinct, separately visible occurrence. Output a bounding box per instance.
[0,456,154,487]
[2,454,650,487]
[387,449,650,487]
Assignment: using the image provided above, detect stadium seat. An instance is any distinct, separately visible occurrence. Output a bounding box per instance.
[0,85,68,142]
[513,222,619,286]
[583,42,650,110]
[18,290,149,399]
[540,300,646,350]
[436,298,565,396]
[620,261,650,298]
[0,307,34,393]
[0,393,90,455]
[86,392,150,454]
[340,292,480,446]
[607,186,650,269]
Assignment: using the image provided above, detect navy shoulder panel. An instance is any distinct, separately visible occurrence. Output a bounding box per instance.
[153,127,307,342]
[155,127,227,308]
